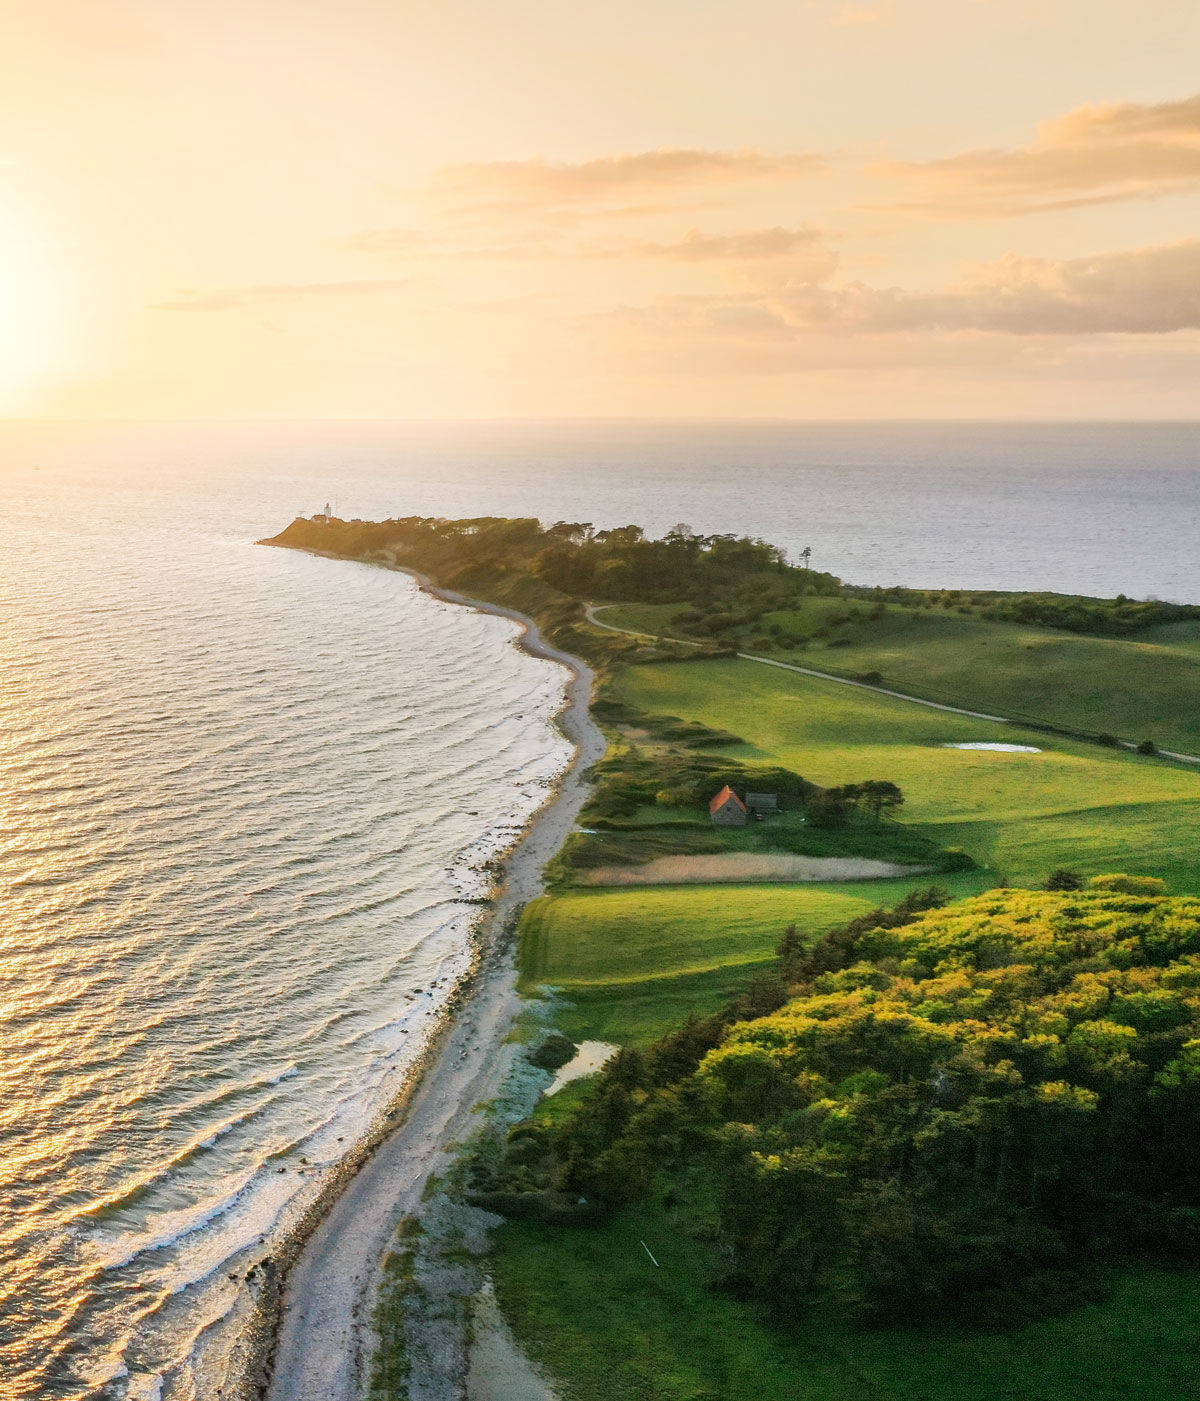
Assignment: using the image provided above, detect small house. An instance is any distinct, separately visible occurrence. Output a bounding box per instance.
[709,785,748,827]
[745,792,779,815]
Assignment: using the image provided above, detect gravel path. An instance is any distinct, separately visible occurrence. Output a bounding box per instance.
[583,603,1008,721]
[584,603,1200,760]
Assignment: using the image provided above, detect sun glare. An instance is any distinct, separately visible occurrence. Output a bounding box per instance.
[0,199,70,414]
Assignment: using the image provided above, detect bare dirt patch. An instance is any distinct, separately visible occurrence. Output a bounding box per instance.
[581,853,930,885]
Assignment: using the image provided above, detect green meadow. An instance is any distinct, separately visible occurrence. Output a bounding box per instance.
[599,598,1200,755]
[492,646,1200,1399]
[493,1217,1200,1401]
[610,657,1200,892]
[519,875,986,1045]
[502,871,1200,1401]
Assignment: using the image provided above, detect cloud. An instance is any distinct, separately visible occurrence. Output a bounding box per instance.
[341,218,828,264]
[343,227,562,260]
[153,279,416,310]
[882,92,1200,215]
[624,226,840,286]
[424,147,824,217]
[625,225,829,261]
[800,239,1200,334]
[605,239,1200,346]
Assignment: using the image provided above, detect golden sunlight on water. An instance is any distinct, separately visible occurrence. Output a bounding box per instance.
[0,439,571,1397]
[1,417,1199,1396]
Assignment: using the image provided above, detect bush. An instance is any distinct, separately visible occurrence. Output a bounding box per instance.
[1045,868,1085,891]
[1088,873,1168,895]
[855,670,884,685]
[468,1189,601,1224]
[1096,733,1120,747]
[528,1034,577,1071]
[940,846,976,872]
[1137,739,1158,755]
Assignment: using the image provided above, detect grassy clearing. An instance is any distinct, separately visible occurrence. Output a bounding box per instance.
[519,875,986,1046]
[610,658,1200,892]
[492,1206,1200,1401]
[599,598,1200,754]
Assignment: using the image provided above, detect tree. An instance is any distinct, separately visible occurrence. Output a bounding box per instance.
[807,787,852,827]
[858,779,904,821]
[480,882,1200,1327]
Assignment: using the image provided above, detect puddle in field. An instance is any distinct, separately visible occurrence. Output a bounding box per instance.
[943,742,1042,753]
[544,1042,618,1096]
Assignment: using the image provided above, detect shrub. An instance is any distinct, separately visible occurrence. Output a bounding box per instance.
[528,1034,577,1071]
[940,846,976,872]
[1088,873,1168,896]
[1045,868,1085,891]
[1137,739,1158,755]
[1096,733,1120,747]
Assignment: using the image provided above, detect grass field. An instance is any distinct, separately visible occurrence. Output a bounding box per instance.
[492,1208,1200,1401]
[518,875,985,1044]
[494,646,1200,1398]
[610,658,1200,892]
[598,598,1200,754]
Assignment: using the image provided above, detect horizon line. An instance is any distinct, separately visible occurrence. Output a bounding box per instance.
[4,415,1200,427]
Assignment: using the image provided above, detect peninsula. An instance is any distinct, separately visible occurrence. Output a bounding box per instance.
[261,514,1200,1401]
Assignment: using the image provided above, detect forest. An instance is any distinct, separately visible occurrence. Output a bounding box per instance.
[272,513,1200,644]
[471,878,1200,1326]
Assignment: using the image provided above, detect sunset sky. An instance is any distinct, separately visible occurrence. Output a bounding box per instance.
[4,0,1200,418]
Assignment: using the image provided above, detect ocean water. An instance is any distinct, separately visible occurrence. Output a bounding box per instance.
[1,418,1199,1398]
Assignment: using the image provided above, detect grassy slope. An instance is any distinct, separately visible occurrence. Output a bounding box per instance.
[600,599,1200,753]
[493,651,1200,1400]
[611,658,1200,892]
[520,875,986,1045]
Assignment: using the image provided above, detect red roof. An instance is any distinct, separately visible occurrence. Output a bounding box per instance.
[709,785,746,813]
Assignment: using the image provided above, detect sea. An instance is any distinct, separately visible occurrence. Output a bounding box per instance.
[1,418,1199,1399]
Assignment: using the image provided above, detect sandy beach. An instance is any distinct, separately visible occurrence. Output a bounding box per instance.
[255,555,605,1401]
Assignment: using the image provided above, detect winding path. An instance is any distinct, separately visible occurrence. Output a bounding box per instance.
[583,603,1200,766]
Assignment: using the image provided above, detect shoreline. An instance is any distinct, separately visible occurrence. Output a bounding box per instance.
[245,543,605,1401]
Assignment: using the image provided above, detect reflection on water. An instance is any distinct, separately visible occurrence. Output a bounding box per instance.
[1,417,1198,1395]
[0,444,570,1397]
